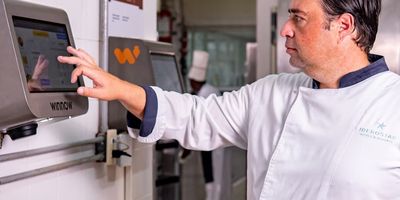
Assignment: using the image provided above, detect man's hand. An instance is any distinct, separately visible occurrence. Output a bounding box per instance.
[58,46,123,100]
[57,46,146,119]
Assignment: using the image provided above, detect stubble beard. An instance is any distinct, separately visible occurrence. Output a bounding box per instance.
[289,53,307,69]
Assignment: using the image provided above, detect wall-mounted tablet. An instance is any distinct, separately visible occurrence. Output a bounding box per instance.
[150,53,183,93]
[0,0,88,139]
[13,16,80,93]
[108,37,185,131]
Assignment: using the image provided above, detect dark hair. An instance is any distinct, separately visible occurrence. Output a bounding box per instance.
[321,0,381,53]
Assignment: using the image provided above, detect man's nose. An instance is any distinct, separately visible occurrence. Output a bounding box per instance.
[280,20,294,38]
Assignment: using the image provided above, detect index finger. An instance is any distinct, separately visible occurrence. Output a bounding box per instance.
[57,55,92,68]
[67,46,97,66]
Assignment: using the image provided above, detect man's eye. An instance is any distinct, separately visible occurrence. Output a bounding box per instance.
[293,15,304,22]
[295,16,302,21]
[289,13,304,23]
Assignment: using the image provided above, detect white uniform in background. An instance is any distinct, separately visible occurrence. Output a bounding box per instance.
[129,67,400,199]
[197,83,219,97]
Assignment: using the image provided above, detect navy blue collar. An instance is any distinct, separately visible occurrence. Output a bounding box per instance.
[312,54,389,89]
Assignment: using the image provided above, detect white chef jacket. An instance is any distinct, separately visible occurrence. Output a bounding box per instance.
[196,83,232,200]
[197,83,220,97]
[128,56,400,199]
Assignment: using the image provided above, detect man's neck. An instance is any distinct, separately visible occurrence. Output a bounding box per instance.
[318,52,370,89]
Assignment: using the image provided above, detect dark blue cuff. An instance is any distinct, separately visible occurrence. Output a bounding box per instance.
[126,86,158,137]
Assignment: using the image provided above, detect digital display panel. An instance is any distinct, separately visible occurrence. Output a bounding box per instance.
[12,16,80,93]
[150,54,182,93]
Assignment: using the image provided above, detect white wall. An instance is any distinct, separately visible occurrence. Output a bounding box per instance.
[0,0,157,200]
[183,0,256,27]
[372,0,400,73]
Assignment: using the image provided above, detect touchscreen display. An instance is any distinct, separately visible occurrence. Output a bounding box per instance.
[150,54,182,93]
[12,16,80,92]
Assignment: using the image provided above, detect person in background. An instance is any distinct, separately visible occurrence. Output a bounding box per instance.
[187,50,220,98]
[183,50,230,200]
[58,0,399,199]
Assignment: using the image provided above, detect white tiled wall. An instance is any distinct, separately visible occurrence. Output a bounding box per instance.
[0,0,157,199]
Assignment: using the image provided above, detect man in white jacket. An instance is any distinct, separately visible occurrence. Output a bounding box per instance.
[59,0,398,199]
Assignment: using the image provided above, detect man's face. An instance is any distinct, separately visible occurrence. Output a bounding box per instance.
[280,0,339,73]
[190,79,204,94]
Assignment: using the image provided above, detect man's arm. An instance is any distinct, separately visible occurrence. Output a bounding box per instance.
[57,46,146,119]
[58,46,250,149]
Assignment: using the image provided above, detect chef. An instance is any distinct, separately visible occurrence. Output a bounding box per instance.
[59,0,400,199]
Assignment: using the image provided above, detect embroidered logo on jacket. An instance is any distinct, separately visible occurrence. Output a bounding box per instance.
[358,121,397,144]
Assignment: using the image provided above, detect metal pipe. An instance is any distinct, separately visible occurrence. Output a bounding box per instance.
[99,0,109,133]
[0,154,104,185]
[0,136,104,162]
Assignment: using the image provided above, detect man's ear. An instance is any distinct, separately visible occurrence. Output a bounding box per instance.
[337,13,356,41]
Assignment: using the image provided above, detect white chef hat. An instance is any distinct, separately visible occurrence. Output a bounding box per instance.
[188,50,209,82]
